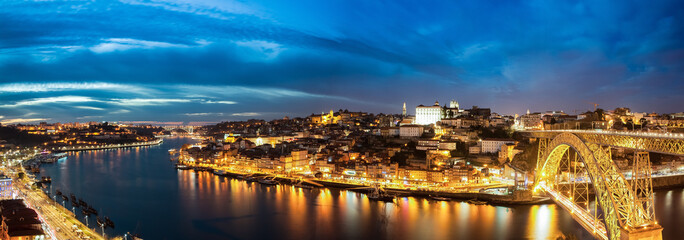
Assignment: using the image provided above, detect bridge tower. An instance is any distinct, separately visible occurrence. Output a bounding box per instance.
[633,152,655,222]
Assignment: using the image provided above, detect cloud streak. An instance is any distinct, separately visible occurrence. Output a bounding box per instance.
[1,118,50,124]
[0,96,99,108]
[89,38,193,53]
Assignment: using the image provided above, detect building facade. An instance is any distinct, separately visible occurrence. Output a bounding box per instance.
[415,101,442,125]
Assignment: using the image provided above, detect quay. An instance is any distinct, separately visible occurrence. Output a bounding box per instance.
[50,138,163,152]
[182,164,550,205]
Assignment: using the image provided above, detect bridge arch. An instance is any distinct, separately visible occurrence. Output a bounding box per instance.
[537,133,650,240]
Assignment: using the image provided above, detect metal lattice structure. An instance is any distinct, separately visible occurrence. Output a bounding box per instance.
[526,130,684,156]
[633,152,655,221]
[535,132,662,240]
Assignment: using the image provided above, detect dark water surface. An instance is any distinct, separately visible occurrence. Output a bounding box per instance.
[39,137,684,239]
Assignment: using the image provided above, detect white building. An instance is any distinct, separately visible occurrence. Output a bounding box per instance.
[400,125,424,138]
[481,139,516,153]
[438,141,458,151]
[416,101,442,125]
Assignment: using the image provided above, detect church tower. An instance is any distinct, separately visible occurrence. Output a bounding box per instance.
[402,102,407,116]
[449,99,459,109]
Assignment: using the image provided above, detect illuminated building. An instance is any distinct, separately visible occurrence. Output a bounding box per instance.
[416,99,461,125]
[310,110,341,125]
[0,178,12,199]
[0,199,46,240]
[520,110,543,129]
[498,143,520,164]
[399,125,423,138]
[415,101,442,125]
[480,138,516,153]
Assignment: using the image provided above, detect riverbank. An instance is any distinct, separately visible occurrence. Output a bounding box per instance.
[49,138,163,152]
[186,165,548,205]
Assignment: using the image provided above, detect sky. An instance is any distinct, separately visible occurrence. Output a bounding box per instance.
[1,0,683,124]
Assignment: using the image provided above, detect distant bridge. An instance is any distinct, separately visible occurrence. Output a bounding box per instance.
[523,130,684,240]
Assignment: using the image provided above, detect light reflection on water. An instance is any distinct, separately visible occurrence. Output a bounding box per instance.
[38,137,683,240]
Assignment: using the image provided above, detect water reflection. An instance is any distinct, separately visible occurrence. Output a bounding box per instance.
[38,137,684,240]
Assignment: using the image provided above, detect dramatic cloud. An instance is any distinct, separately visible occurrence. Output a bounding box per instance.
[0,0,682,123]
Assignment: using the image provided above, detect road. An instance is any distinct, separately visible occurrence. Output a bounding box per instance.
[14,174,104,240]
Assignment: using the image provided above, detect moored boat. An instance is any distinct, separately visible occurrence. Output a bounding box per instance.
[467,199,487,205]
[258,177,278,185]
[175,164,191,170]
[105,216,115,228]
[294,182,313,189]
[367,187,394,202]
[429,195,451,201]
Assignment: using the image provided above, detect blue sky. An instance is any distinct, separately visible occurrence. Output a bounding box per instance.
[1,0,683,124]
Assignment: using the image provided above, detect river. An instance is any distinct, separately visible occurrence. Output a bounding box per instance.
[38,136,684,239]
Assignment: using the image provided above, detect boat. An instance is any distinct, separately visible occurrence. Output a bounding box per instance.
[70,194,79,207]
[294,180,314,189]
[61,195,69,202]
[175,164,191,170]
[81,209,90,216]
[245,176,257,182]
[258,177,278,185]
[56,190,62,196]
[294,182,313,189]
[96,217,105,227]
[78,199,87,207]
[429,195,451,201]
[129,233,143,240]
[467,199,487,205]
[40,176,51,183]
[86,206,98,215]
[105,216,115,228]
[367,187,394,202]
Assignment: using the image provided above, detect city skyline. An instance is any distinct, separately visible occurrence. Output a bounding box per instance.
[2,0,683,124]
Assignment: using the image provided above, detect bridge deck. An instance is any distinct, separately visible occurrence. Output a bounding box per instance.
[541,184,608,240]
[523,130,684,156]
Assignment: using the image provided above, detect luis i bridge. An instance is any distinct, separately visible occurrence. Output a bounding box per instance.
[523,130,684,240]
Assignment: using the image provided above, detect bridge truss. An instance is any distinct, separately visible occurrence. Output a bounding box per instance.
[529,131,673,240]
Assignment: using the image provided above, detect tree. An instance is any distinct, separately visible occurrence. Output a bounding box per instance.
[640,118,649,130]
[511,141,539,171]
[626,119,635,130]
[390,152,409,166]
[595,108,605,121]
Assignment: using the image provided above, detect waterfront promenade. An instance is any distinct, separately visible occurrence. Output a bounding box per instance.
[49,138,163,152]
